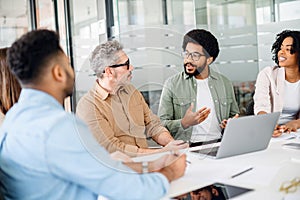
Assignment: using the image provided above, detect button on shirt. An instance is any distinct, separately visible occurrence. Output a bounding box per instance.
[0,89,169,200]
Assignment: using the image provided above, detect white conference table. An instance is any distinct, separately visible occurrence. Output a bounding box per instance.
[163,131,300,200]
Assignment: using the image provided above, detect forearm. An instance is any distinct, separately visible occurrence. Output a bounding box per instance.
[123,159,179,182]
[122,162,144,173]
[136,147,162,154]
[124,153,187,183]
[157,167,174,182]
[181,117,190,129]
[257,111,267,115]
[123,160,164,173]
[152,131,174,146]
[296,119,300,128]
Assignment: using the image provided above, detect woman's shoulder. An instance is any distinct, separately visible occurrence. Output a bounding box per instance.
[261,65,278,72]
[260,65,284,76]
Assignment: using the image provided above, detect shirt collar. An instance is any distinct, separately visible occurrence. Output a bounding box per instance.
[183,71,192,80]
[183,68,219,80]
[209,69,219,80]
[94,80,129,100]
[18,88,63,110]
[94,81,109,100]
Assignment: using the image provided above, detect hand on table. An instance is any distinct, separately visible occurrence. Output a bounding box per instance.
[162,140,189,152]
[273,120,300,137]
[157,153,187,182]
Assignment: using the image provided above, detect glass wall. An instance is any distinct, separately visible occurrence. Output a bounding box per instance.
[1,0,299,113]
[70,0,107,108]
[35,0,56,29]
[110,0,195,113]
[105,0,300,115]
[0,0,30,48]
[256,0,300,71]
[194,0,258,114]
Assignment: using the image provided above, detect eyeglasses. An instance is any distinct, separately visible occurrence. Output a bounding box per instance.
[279,177,300,193]
[109,59,130,70]
[181,51,206,61]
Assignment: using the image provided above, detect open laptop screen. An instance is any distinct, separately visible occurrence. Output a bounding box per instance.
[190,112,280,159]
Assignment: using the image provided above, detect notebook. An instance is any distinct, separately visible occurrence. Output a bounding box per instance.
[190,112,280,159]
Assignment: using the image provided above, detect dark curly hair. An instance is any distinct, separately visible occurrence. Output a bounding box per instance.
[271,30,300,71]
[182,29,220,62]
[7,29,63,84]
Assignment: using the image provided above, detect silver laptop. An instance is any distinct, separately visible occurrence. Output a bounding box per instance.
[190,112,280,159]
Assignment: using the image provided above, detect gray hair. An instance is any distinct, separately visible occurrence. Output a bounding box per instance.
[89,40,123,76]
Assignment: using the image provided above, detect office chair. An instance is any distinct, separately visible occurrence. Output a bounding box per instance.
[245,99,254,116]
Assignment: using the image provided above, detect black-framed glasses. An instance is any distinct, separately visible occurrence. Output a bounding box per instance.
[181,51,206,61]
[109,59,130,70]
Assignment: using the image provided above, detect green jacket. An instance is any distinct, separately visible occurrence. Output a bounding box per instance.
[158,69,239,141]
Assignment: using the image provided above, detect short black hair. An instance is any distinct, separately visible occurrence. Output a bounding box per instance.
[182,29,220,62]
[271,30,300,71]
[8,29,63,84]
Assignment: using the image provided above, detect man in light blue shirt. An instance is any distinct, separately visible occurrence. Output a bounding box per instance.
[0,29,186,200]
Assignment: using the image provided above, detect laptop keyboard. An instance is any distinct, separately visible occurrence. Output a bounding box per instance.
[192,146,219,156]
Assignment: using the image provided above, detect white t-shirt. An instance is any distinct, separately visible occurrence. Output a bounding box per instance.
[278,80,300,125]
[190,78,221,142]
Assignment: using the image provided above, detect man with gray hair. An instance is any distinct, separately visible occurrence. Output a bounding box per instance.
[76,40,188,156]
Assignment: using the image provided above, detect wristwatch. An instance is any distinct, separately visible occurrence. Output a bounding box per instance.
[142,161,148,173]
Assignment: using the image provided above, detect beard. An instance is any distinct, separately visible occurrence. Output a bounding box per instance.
[113,71,132,94]
[184,62,206,77]
[64,68,75,97]
[118,71,132,86]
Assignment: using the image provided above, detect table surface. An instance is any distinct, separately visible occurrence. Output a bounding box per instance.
[161,130,300,200]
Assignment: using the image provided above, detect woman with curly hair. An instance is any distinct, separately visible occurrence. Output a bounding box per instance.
[0,47,21,125]
[254,30,300,137]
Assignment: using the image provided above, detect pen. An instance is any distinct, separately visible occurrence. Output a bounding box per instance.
[171,151,191,164]
[186,160,191,164]
[231,167,253,178]
[174,153,191,164]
